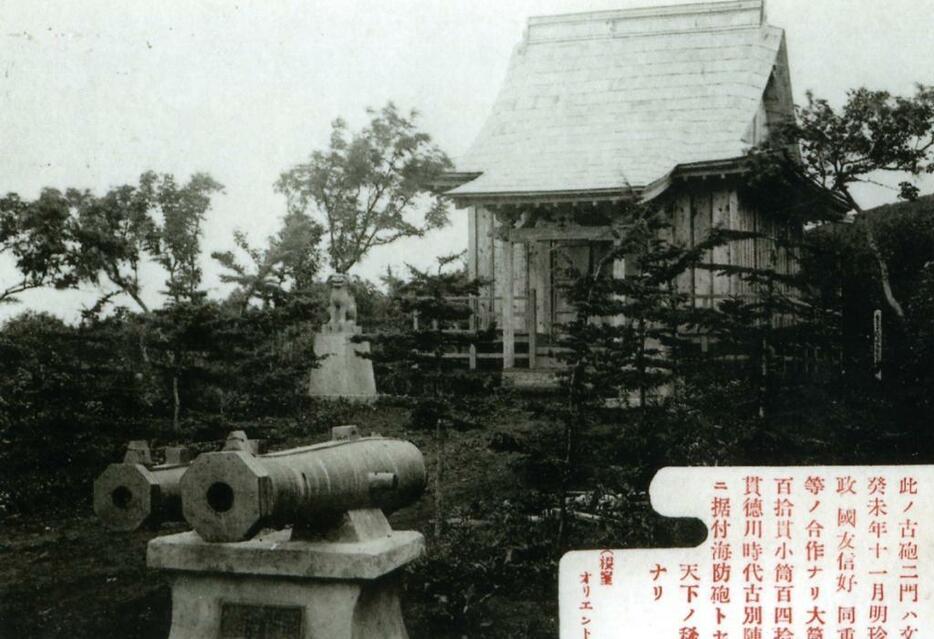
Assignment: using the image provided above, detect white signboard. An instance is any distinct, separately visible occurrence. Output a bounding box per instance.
[561,466,932,639]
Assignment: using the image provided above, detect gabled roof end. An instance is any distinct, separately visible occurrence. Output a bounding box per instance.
[527,0,765,43]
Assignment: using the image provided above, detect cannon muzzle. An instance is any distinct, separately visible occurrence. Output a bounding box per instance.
[93,462,188,531]
[180,430,426,542]
[93,442,192,531]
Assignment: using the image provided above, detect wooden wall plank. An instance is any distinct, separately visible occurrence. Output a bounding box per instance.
[671,192,693,298]
[729,190,742,296]
[712,189,732,299]
[494,232,528,332]
[503,240,514,368]
[692,190,713,305]
[476,207,493,280]
[475,207,496,325]
[755,212,774,279]
[532,241,551,334]
[739,195,758,297]
[493,235,505,320]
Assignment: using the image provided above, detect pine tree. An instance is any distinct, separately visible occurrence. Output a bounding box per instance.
[549,200,719,547]
[361,254,489,536]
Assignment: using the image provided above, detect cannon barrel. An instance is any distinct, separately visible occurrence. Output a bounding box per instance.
[93,461,188,531]
[180,434,426,542]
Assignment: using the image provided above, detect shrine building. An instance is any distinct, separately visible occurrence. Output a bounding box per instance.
[440,0,843,377]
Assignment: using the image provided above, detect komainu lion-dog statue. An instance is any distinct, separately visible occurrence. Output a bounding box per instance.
[327,273,357,330]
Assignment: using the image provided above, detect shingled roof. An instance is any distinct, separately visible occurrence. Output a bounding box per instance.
[448,0,792,202]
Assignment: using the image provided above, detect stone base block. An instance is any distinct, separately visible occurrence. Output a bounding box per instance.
[308,332,377,402]
[147,529,424,639]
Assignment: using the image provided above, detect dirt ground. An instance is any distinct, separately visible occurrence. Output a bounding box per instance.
[0,401,554,638]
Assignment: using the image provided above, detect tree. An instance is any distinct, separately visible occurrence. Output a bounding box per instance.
[703,233,842,418]
[904,259,934,436]
[800,195,934,447]
[275,103,453,273]
[150,173,222,429]
[204,299,319,420]
[769,85,934,320]
[73,172,223,428]
[73,172,222,312]
[210,211,324,419]
[0,189,81,304]
[212,210,324,313]
[149,173,224,305]
[73,181,157,313]
[0,311,147,514]
[546,201,718,548]
[361,254,488,537]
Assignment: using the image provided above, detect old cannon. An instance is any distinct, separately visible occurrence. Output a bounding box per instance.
[149,426,427,638]
[179,425,427,542]
[93,441,192,531]
[93,432,264,532]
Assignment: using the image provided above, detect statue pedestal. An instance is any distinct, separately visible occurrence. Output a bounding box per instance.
[308,326,377,402]
[147,526,424,639]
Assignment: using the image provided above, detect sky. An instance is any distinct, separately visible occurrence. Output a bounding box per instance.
[2,0,934,321]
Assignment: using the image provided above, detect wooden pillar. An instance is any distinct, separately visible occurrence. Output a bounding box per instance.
[536,240,552,336]
[611,239,626,327]
[487,212,496,328]
[503,240,515,369]
[528,288,537,369]
[466,207,482,332]
[467,207,478,280]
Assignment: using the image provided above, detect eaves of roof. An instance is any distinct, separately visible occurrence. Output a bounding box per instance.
[442,157,748,207]
[443,155,851,215]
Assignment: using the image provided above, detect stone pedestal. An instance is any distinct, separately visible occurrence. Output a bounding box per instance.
[147,524,424,639]
[308,326,377,402]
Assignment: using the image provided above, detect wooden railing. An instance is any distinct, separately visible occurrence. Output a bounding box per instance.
[406,291,558,370]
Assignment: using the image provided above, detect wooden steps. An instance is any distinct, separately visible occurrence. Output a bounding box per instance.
[502,367,561,391]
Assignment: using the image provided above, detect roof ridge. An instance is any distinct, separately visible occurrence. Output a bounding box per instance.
[528,0,764,25]
[527,0,766,43]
